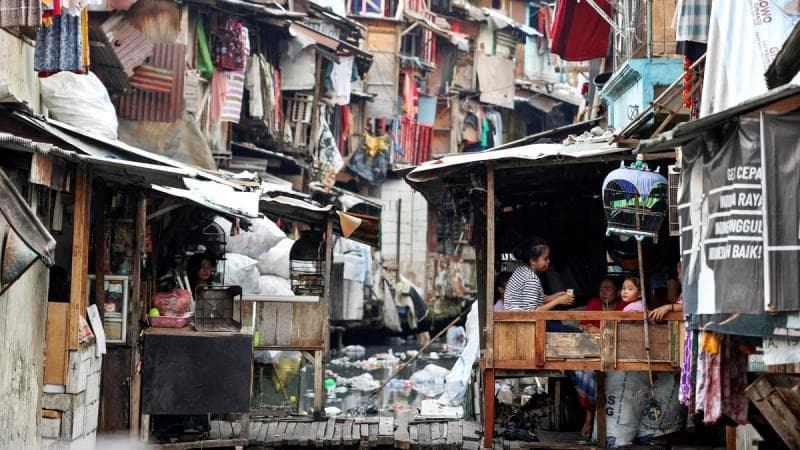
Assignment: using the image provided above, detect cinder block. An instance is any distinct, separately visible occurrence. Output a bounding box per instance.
[40,437,60,450]
[84,401,99,434]
[85,373,101,405]
[66,351,89,394]
[41,417,61,438]
[43,393,74,411]
[71,404,86,440]
[89,353,103,374]
[67,433,95,450]
[60,411,73,440]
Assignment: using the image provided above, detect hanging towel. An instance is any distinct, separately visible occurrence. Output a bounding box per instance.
[550,0,611,61]
[196,18,214,79]
[245,55,263,119]
[330,55,354,105]
[674,0,712,43]
[210,68,228,125]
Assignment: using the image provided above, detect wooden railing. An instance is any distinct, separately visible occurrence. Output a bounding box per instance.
[489,311,684,372]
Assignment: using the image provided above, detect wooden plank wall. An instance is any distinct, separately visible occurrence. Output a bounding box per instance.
[493,319,679,370]
[0,259,49,449]
[254,301,325,349]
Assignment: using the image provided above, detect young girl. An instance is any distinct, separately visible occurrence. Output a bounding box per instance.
[620,276,644,312]
[504,237,574,311]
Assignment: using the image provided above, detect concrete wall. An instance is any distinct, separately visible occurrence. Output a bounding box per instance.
[0,259,49,450]
[41,345,103,450]
[380,178,430,288]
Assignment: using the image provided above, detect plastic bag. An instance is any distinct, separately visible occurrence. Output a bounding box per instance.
[39,71,118,139]
[152,289,193,316]
[223,253,260,294]
[257,274,293,296]
[217,216,285,258]
[256,238,294,278]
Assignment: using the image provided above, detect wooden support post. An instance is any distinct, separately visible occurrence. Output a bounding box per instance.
[309,52,323,156]
[534,319,545,367]
[130,195,147,441]
[482,368,495,449]
[94,188,109,321]
[314,350,324,418]
[596,372,606,448]
[68,167,91,350]
[485,164,495,368]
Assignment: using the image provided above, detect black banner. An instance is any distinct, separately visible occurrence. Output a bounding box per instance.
[761,112,800,312]
[680,117,764,315]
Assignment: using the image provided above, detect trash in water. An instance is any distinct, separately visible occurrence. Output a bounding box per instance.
[347,404,378,416]
[445,326,467,352]
[410,364,450,397]
[342,345,366,359]
[328,353,399,371]
[334,386,348,394]
[325,406,342,416]
[427,352,440,360]
[385,379,410,391]
[406,350,419,358]
[337,372,380,391]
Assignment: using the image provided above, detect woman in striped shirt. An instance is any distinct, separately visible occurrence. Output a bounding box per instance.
[503,237,575,311]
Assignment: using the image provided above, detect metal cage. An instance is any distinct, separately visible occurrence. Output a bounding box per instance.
[194,285,242,332]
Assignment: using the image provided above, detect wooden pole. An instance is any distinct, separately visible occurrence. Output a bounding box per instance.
[482,368,495,449]
[395,198,402,272]
[485,164,495,368]
[315,218,334,418]
[129,195,147,441]
[94,189,109,321]
[68,167,91,350]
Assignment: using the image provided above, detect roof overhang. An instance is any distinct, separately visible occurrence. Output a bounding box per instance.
[404,141,633,204]
[638,84,800,153]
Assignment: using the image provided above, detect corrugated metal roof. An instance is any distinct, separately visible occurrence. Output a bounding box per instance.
[116,43,185,122]
[89,15,154,92]
[129,63,174,93]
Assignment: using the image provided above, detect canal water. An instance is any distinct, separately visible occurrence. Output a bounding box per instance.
[252,338,460,419]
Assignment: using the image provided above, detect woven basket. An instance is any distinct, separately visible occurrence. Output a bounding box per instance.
[147,314,192,328]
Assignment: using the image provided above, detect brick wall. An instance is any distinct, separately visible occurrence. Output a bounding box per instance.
[41,345,103,450]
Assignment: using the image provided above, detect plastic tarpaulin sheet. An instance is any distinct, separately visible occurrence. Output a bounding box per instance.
[475,53,515,109]
[438,301,478,406]
[700,1,800,117]
[679,117,764,315]
[761,111,800,312]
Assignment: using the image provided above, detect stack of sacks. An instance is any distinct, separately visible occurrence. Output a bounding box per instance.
[216,216,295,296]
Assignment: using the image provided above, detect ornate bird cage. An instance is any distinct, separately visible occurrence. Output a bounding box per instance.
[289,230,326,296]
[602,160,668,240]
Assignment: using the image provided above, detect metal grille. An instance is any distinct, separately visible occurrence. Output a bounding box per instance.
[194,285,242,332]
[668,165,680,236]
[289,259,325,296]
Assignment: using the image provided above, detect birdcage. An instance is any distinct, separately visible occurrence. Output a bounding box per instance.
[194,285,242,332]
[289,230,326,296]
[602,162,668,240]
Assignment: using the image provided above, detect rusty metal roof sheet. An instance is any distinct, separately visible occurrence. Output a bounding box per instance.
[116,43,186,122]
[89,15,154,92]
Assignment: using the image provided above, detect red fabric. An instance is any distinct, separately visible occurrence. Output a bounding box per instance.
[550,0,611,61]
[580,296,625,328]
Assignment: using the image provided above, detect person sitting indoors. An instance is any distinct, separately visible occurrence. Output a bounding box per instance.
[493,271,513,312]
[620,276,644,312]
[503,237,574,312]
[649,262,684,321]
[580,277,625,333]
[187,252,217,293]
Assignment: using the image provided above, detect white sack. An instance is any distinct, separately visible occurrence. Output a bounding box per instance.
[216,216,285,258]
[439,302,479,406]
[223,253,260,294]
[597,371,649,448]
[257,274,294,296]
[637,373,684,439]
[39,71,118,139]
[256,238,294,278]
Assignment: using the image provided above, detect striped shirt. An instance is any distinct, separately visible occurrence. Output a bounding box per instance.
[503,266,544,311]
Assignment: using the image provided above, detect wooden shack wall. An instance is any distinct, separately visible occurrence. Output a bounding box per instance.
[0,259,49,449]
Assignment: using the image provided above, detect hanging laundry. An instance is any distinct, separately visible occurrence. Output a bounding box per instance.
[330,55,354,105]
[550,0,611,61]
[402,71,418,116]
[210,68,228,125]
[316,111,344,191]
[674,0,712,44]
[244,55,264,119]
[485,110,503,146]
[34,12,86,75]
[212,19,245,71]
[196,17,214,79]
[0,0,40,27]
[220,24,249,123]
